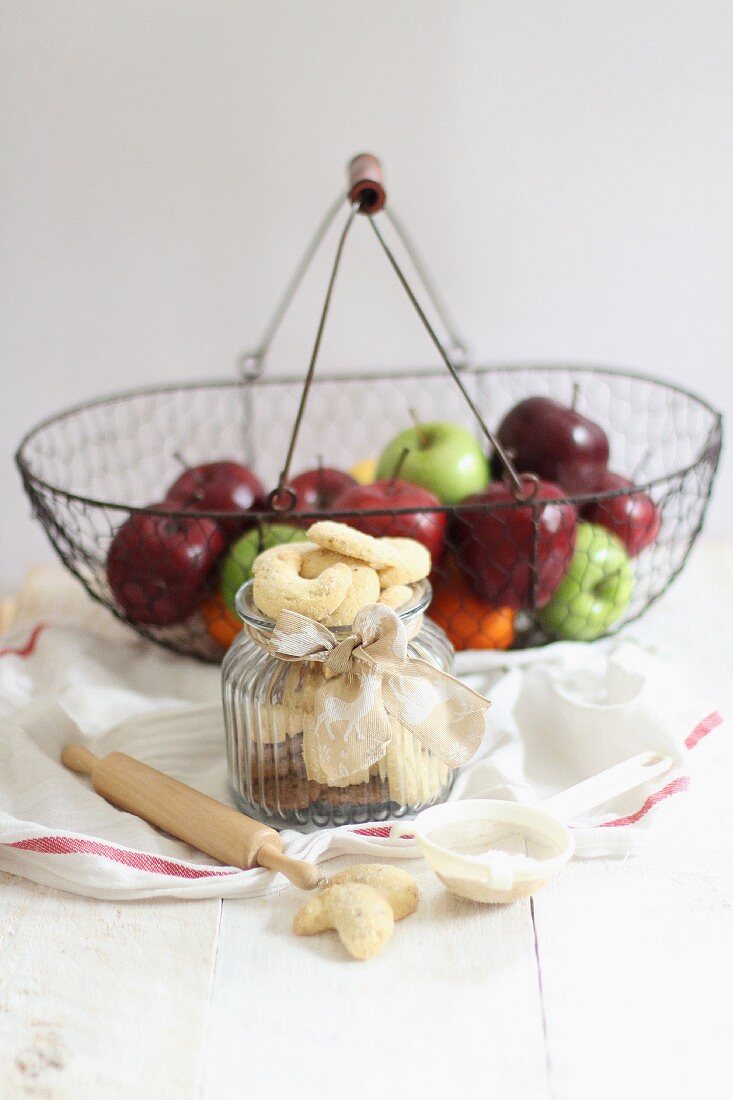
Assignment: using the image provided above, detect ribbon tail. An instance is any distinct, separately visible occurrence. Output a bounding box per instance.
[381,658,490,767]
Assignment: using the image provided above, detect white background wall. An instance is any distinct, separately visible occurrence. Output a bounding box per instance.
[2,0,731,592]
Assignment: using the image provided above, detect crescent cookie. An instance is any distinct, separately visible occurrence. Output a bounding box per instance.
[378,584,413,610]
[306,521,403,570]
[377,538,431,587]
[252,545,352,621]
[323,565,381,627]
[299,546,373,579]
[328,864,419,920]
[293,882,394,960]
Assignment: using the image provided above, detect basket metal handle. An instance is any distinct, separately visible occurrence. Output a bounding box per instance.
[249,153,524,508]
[237,153,469,382]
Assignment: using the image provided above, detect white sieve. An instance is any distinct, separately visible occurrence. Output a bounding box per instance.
[391,751,673,903]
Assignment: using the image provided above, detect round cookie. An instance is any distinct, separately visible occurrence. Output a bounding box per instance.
[328,864,419,920]
[252,546,352,621]
[251,541,317,576]
[300,546,373,579]
[378,584,413,611]
[306,521,403,570]
[323,565,381,627]
[377,538,431,587]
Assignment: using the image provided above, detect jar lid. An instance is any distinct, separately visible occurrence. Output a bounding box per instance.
[235,578,432,635]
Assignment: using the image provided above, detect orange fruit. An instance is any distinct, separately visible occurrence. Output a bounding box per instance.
[201,592,242,650]
[429,557,515,651]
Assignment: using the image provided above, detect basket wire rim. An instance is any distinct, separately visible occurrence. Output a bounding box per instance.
[15,361,723,515]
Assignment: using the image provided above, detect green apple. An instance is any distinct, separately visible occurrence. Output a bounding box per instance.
[220,523,300,615]
[539,522,633,641]
[376,420,489,505]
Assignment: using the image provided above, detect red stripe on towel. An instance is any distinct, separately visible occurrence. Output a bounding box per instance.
[685,710,723,749]
[7,835,238,879]
[0,623,47,659]
[598,776,690,828]
[352,825,414,839]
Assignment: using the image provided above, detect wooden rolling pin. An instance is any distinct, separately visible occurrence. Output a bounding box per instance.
[62,744,322,890]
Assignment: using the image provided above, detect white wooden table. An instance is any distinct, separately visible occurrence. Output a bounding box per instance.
[1,542,731,1100]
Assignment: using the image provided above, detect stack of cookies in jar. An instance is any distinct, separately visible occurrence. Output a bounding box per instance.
[222,521,456,826]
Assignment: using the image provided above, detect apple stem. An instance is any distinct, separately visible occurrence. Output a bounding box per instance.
[172,449,206,505]
[389,447,411,490]
[571,383,580,411]
[409,408,429,449]
[316,454,325,506]
[594,568,624,591]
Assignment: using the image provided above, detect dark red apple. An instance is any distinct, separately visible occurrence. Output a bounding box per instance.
[454,480,578,609]
[330,479,447,563]
[287,466,357,513]
[106,504,226,625]
[164,461,265,535]
[496,396,609,495]
[582,470,660,556]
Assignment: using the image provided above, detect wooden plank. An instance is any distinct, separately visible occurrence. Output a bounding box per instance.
[532,540,733,1099]
[534,705,733,1099]
[202,857,551,1100]
[533,834,733,1099]
[0,875,221,1099]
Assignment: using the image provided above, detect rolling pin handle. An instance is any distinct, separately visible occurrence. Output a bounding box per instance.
[257,843,323,891]
[62,744,100,776]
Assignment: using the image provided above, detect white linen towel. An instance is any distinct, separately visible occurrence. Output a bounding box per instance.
[0,568,722,899]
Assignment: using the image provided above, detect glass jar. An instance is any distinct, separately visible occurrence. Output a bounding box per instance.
[222,579,456,828]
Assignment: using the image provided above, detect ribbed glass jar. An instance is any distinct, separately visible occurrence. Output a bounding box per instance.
[222,579,455,828]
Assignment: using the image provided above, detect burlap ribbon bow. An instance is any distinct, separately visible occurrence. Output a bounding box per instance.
[266,603,491,784]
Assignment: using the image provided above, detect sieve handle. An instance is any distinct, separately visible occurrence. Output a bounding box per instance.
[539,751,674,823]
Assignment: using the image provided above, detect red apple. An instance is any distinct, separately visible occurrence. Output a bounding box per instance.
[164,461,265,536]
[581,470,660,556]
[455,480,578,609]
[496,396,609,495]
[287,466,357,513]
[106,504,226,625]
[330,479,447,563]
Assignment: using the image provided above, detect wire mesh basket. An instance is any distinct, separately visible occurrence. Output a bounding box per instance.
[15,363,720,661]
[15,156,722,662]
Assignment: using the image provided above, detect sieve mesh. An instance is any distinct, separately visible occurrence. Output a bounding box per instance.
[427,819,562,864]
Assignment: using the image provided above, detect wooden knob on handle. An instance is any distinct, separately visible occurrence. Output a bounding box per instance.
[257,844,323,890]
[62,744,99,776]
[348,153,386,214]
